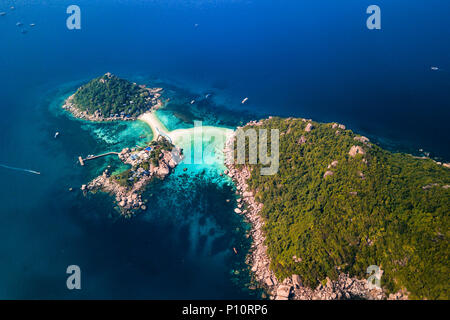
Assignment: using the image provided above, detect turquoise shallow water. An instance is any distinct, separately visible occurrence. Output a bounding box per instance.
[0,79,258,299]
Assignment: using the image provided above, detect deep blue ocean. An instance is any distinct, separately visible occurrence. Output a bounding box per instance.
[0,0,449,299]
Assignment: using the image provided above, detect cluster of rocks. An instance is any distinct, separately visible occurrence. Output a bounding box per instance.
[280,273,386,300]
[62,94,137,122]
[119,147,180,178]
[432,160,450,169]
[87,171,146,213]
[85,146,182,215]
[422,183,450,190]
[332,122,346,135]
[388,290,409,300]
[332,123,346,130]
[244,119,264,127]
[224,131,279,296]
[354,135,370,144]
[304,122,314,132]
[224,162,279,297]
[323,160,339,179]
[349,145,366,157]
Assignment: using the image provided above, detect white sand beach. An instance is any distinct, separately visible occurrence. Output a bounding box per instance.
[138,111,234,165]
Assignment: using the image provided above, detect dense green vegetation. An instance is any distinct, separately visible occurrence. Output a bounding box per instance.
[237,117,449,299]
[72,74,157,117]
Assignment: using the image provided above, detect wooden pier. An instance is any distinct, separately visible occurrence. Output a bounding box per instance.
[78,152,119,166]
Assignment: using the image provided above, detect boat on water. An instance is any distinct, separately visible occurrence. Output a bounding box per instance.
[54,132,60,138]
[0,12,6,16]
[431,66,439,71]
[241,97,249,104]
[16,22,23,27]
[190,100,195,104]
[30,23,36,27]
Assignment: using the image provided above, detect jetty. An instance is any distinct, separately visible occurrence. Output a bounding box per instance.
[78,152,119,166]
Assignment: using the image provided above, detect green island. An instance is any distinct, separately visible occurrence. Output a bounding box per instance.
[234,117,449,299]
[64,73,163,120]
[68,74,182,216]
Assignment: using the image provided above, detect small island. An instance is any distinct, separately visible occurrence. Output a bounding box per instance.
[67,73,182,216]
[63,72,164,121]
[86,138,182,216]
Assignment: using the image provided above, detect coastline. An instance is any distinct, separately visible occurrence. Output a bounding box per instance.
[62,84,182,216]
[223,120,400,300]
[138,111,171,140]
[61,75,445,299]
[62,94,136,122]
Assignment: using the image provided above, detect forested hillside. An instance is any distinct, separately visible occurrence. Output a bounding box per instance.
[238,117,449,299]
[72,73,157,117]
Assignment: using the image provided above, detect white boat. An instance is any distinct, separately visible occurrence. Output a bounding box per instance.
[54,132,60,138]
[190,100,195,104]
[241,97,249,104]
[431,66,439,71]
[16,22,23,27]
[30,23,36,27]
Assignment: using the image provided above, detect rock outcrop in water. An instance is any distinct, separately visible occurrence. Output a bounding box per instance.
[86,140,182,216]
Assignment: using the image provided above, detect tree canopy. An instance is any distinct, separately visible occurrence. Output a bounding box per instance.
[72,74,155,117]
[236,117,449,299]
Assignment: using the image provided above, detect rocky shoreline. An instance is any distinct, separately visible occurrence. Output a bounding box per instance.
[223,122,406,300]
[84,144,182,217]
